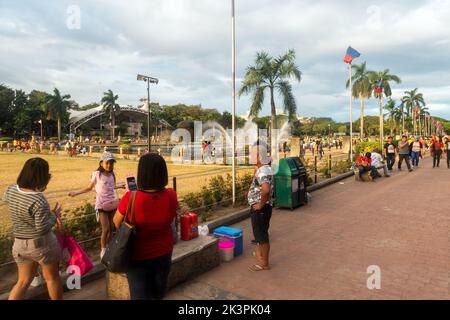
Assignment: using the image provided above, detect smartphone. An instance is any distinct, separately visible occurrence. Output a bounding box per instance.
[126,177,138,191]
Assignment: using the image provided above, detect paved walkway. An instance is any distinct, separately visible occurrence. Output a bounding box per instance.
[66,157,450,300]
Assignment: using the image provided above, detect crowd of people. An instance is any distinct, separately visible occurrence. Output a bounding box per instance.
[356,135,450,181]
[299,136,344,159]
[4,152,179,300]
[3,139,277,300]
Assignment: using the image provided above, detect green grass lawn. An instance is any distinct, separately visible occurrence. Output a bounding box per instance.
[0,152,252,234]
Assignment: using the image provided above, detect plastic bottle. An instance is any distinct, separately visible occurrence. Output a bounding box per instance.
[198,225,209,237]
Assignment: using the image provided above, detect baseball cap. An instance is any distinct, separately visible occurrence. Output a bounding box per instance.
[100,152,116,162]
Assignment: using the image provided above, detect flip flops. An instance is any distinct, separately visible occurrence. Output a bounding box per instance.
[248,264,270,272]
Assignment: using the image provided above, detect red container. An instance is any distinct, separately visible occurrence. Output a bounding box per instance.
[180,212,198,241]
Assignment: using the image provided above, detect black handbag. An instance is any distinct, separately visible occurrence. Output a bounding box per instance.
[101,191,136,273]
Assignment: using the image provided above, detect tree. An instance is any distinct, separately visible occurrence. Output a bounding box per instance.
[0,84,16,135]
[101,89,121,141]
[384,99,403,136]
[45,88,72,141]
[368,69,401,143]
[238,49,302,150]
[346,62,372,140]
[402,88,425,135]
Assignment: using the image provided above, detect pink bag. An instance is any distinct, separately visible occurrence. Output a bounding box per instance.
[57,235,93,276]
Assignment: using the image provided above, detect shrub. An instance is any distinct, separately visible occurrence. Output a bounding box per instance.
[182,192,202,211]
[332,160,352,174]
[354,141,383,155]
[209,175,227,204]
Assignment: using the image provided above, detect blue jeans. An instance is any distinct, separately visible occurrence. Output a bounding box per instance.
[411,151,420,166]
[126,252,172,300]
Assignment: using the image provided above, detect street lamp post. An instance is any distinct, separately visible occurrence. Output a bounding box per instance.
[38,120,43,141]
[231,0,236,206]
[137,74,159,151]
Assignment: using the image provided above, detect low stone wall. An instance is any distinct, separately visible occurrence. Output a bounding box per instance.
[106,235,219,300]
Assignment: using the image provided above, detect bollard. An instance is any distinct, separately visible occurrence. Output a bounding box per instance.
[120,147,123,155]
[328,154,332,178]
[173,177,177,193]
[314,156,318,184]
[89,146,93,154]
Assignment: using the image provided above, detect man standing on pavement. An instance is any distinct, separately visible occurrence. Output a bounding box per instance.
[384,136,397,171]
[248,141,274,272]
[398,135,413,172]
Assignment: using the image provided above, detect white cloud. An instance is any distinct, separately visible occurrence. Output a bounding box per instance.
[1,0,450,122]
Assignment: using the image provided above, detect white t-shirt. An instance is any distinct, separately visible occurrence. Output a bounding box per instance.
[371,153,384,168]
[91,171,116,210]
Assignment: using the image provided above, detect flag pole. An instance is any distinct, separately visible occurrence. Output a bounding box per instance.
[349,62,353,163]
[231,0,236,206]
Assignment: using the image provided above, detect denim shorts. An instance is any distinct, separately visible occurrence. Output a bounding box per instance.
[12,231,62,265]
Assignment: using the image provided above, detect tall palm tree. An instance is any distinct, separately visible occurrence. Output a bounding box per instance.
[368,69,401,144]
[402,88,425,136]
[417,105,429,136]
[346,62,372,140]
[384,99,402,136]
[238,49,302,149]
[45,88,71,141]
[101,90,121,141]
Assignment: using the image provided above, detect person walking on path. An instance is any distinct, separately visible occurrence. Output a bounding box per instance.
[68,152,125,259]
[432,136,444,168]
[248,141,274,272]
[384,136,397,171]
[410,136,423,168]
[3,158,63,300]
[445,137,450,168]
[398,135,413,172]
[113,153,178,300]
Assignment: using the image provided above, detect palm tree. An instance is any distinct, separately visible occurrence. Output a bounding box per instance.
[384,99,403,136]
[238,49,302,149]
[346,62,372,140]
[417,105,429,136]
[402,88,425,136]
[101,90,121,141]
[45,88,71,141]
[368,69,401,144]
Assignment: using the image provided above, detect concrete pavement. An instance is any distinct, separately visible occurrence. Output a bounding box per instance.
[166,157,450,300]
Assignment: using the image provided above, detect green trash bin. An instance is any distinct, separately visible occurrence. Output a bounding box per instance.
[275,157,308,209]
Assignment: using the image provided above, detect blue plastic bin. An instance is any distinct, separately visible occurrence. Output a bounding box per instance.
[213,226,243,257]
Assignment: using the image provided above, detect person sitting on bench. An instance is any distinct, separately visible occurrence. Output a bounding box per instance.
[357,152,378,181]
[371,148,390,178]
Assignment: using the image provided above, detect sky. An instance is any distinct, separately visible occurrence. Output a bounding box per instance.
[1,0,450,122]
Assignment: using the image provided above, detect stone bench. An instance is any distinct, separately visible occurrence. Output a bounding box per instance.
[354,167,385,182]
[106,235,219,300]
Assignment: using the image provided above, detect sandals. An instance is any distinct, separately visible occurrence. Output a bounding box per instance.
[248,264,270,272]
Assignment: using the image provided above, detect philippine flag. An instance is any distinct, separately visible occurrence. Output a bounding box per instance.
[374,80,383,94]
[343,46,361,64]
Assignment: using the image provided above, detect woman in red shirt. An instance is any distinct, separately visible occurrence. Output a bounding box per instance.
[432,136,444,168]
[114,153,178,300]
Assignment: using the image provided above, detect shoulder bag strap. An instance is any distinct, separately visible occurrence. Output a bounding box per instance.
[130,191,137,225]
[123,191,136,225]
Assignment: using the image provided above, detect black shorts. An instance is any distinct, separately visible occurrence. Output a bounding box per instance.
[251,204,272,244]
